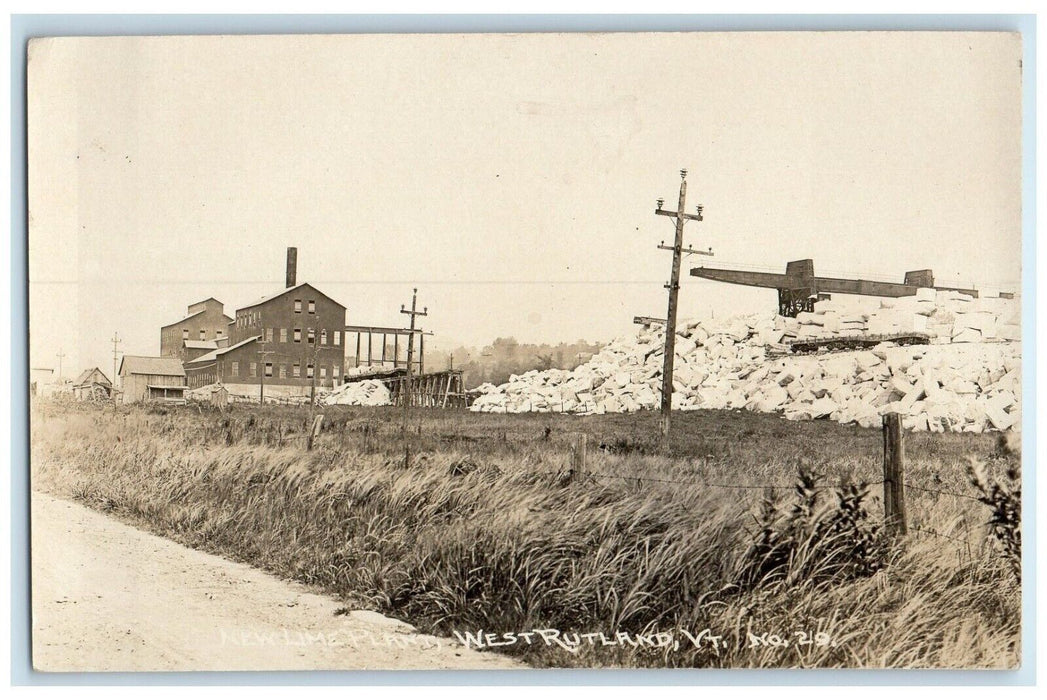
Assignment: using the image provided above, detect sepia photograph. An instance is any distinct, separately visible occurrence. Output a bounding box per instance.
[25,29,1025,673]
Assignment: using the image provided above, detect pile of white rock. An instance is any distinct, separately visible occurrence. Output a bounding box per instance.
[791,288,1021,343]
[470,290,1021,433]
[322,379,392,407]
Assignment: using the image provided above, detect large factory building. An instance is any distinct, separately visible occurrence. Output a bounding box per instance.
[182,248,347,397]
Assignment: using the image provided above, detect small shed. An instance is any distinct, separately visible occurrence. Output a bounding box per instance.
[210,384,229,408]
[118,356,187,404]
[72,367,113,400]
[29,367,54,396]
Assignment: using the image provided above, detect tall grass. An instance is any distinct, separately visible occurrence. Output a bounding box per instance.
[30,401,1020,668]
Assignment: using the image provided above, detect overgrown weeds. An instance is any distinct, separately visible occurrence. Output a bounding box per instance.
[968,458,1021,582]
[741,470,885,590]
[30,401,1021,668]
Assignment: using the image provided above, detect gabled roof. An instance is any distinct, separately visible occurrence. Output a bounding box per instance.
[119,356,186,377]
[73,367,112,386]
[161,305,235,331]
[160,308,206,330]
[185,336,260,365]
[237,282,347,312]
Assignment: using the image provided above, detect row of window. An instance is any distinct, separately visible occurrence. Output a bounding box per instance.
[235,299,319,330]
[182,329,224,341]
[236,309,263,328]
[229,361,340,380]
[261,328,340,346]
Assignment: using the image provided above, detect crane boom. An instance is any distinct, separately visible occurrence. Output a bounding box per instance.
[690,259,980,316]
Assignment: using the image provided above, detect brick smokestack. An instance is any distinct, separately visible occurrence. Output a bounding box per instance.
[286,247,297,288]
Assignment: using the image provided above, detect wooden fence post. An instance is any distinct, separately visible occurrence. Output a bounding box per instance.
[307,413,324,451]
[572,433,588,476]
[882,412,908,536]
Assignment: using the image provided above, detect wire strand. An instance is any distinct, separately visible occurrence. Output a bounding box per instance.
[909,526,973,546]
[904,481,983,503]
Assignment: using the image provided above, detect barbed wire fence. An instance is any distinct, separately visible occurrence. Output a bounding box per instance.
[248,403,1005,557]
[526,413,1004,556]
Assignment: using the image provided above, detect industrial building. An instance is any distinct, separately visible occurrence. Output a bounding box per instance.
[183,248,347,398]
[160,298,234,362]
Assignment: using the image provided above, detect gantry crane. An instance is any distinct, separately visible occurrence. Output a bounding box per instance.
[690,259,981,317]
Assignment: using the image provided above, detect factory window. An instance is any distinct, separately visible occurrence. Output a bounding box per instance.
[231,361,239,377]
[217,329,223,337]
[333,365,340,381]
[293,363,301,378]
[182,329,189,341]
[308,300,316,314]
[249,362,257,377]
[278,365,286,379]
[307,329,315,345]
[280,328,287,343]
[293,328,301,343]
[265,328,274,343]
[334,331,341,346]
[319,366,327,379]
[320,329,327,345]
[294,299,302,313]
[265,362,273,377]
[307,363,314,379]
[200,329,206,340]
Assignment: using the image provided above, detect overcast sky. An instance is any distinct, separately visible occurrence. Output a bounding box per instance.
[28,32,1022,378]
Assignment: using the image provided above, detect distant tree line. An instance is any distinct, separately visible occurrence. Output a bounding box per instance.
[425,338,604,390]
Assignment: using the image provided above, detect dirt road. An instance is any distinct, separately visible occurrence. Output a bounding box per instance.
[31,492,523,672]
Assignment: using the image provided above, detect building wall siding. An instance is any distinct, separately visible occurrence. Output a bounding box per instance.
[185,341,341,390]
[120,373,185,403]
[160,299,233,361]
[228,284,346,389]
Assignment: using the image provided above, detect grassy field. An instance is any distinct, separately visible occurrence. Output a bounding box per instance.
[30,399,1021,668]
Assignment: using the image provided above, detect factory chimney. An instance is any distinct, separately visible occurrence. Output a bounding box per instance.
[286,247,297,288]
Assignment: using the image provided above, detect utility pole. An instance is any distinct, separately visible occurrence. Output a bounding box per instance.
[400,288,428,448]
[307,336,322,449]
[310,335,320,405]
[654,169,713,444]
[110,333,121,400]
[257,340,275,405]
[55,349,65,382]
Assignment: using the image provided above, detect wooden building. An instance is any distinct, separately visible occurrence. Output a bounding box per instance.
[29,367,53,396]
[118,356,187,404]
[72,367,112,400]
[160,298,234,362]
